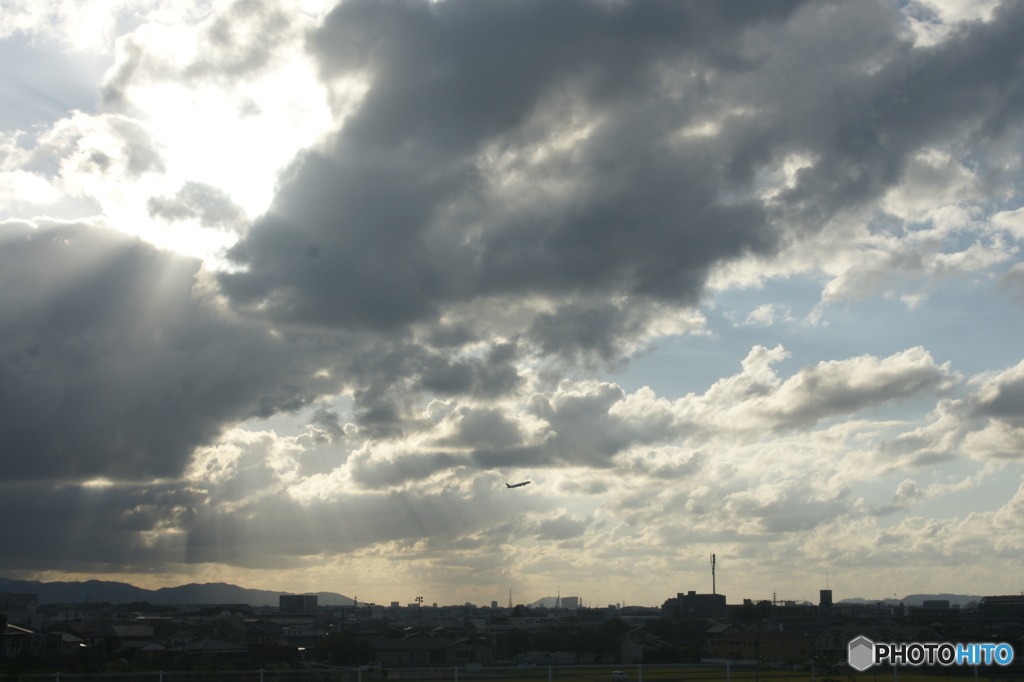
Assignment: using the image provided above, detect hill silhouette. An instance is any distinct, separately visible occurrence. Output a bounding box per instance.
[0,577,353,606]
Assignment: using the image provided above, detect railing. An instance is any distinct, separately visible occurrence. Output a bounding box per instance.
[4,663,1024,682]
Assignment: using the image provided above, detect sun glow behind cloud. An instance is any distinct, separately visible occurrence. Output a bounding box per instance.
[2,0,344,264]
[100,10,340,261]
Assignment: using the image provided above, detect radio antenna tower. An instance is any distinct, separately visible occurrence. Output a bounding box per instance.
[508,587,513,609]
[711,553,717,594]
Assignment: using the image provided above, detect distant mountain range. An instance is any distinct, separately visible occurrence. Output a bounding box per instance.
[0,577,986,609]
[0,577,354,607]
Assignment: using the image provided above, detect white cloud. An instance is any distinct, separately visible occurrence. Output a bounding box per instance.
[1,0,337,262]
[991,207,1024,240]
[735,303,793,327]
[881,148,981,222]
[0,170,61,207]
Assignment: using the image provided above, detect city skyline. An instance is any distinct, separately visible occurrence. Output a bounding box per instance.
[0,574,993,610]
[3,0,1024,607]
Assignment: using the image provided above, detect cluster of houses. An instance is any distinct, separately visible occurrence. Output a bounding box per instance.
[0,598,649,666]
[1,607,287,662]
[4,589,1024,667]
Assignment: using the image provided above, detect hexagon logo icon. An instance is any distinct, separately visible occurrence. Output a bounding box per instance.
[848,635,875,671]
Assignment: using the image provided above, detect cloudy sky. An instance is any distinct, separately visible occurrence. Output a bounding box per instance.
[3,0,1024,609]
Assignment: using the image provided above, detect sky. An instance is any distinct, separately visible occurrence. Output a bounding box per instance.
[2,0,1024,610]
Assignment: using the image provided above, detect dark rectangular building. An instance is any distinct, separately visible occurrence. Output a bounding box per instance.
[279,594,317,614]
[662,591,727,620]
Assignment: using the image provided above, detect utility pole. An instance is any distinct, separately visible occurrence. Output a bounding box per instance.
[416,596,423,629]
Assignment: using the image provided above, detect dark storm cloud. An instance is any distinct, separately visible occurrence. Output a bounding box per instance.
[209,0,1024,373]
[217,0,809,333]
[0,220,343,481]
[216,0,1024,355]
[773,0,1024,225]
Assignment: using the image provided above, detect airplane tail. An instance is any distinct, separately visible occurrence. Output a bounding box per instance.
[505,482,511,488]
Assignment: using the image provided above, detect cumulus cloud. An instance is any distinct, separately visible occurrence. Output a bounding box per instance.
[696,346,962,433]
[970,360,1024,425]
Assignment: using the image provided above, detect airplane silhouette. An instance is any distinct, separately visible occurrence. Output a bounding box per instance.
[505,481,531,489]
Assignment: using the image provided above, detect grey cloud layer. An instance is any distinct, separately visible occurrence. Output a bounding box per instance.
[217,0,807,329]
[219,0,1024,341]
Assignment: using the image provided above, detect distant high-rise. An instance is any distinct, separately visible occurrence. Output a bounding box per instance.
[279,594,317,614]
[662,591,727,619]
[819,589,833,607]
